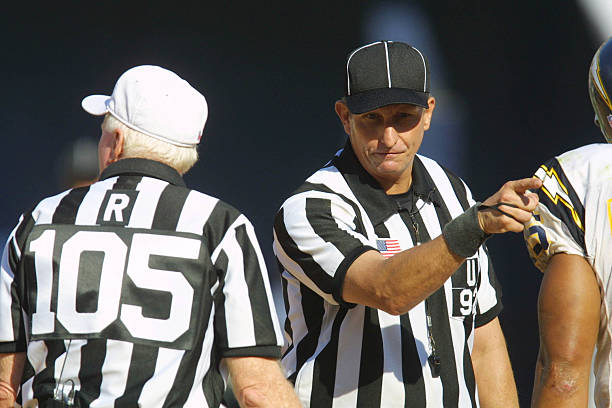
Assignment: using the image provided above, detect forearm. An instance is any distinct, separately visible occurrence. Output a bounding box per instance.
[472,319,519,408]
[234,377,300,408]
[473,348,518,408]
[0,352,25,408]
[344,235,464,314]
[381,235,465,312]
[531,254,599,408]
[226,356,301,408]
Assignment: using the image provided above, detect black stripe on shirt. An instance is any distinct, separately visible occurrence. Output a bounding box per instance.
[356,307,383,407]
[76,339,107,405]
[292,284,325,382]
[213,251,229,351]
[203,201,241,251]
[32,340,66,403]
[310,307,348,408]
[112,174,143,190]
[114,344,159,407]
[151,184,190,231]
[429,285,460,408]
[235,223,277,346]
[274,207,334,295]
[463,322,478,408]
[296,182,368,236]
[202,351,224,408]
[52,187,90,225]
[306,197,366,257]
[162,340,204,407]
[400,314,426,408]
[280,267,294,350]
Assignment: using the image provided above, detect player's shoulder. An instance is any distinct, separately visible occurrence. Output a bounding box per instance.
[535,143,611,207]
[555,143,612,185]
[557,142,612,164]
[524,145,607,271]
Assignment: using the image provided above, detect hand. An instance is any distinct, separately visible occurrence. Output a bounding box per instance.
[478,177,542,234]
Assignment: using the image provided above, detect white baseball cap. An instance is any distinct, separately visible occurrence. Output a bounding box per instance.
[81,65,208,147]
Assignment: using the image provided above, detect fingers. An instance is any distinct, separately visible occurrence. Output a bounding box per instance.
[479,177,543,234]
[521,189,540,210]
[477,207,525,234]
[507,177,543,194]
[495,203,534,225]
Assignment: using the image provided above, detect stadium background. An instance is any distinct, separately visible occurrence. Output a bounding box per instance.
[0,1,608,405]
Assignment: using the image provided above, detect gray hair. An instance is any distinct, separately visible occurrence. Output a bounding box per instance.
[102,114,198,174]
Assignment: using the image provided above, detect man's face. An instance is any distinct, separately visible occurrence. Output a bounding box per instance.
[336,98,435,194]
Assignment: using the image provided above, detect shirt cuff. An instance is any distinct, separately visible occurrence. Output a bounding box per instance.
[220,345,282,359]
[331,245,378,308]
[475,302,503,328]
[0,340,26,353]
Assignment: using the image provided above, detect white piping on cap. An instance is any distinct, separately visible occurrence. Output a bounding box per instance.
[346,41,383,95]
[411,46,427,92]
[384,41,391,88]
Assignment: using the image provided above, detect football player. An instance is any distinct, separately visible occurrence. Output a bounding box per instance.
[525,37,612,408]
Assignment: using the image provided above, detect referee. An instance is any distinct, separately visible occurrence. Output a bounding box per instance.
[0,65,300,407]
[273,41,541,407]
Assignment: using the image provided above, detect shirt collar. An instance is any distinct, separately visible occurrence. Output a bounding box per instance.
[99,158,186,187]
[333,141,436,226]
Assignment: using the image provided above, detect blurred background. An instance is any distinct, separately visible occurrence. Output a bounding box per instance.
[1,0,610,405]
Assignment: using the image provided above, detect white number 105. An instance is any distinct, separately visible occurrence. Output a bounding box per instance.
[30,230,200,343]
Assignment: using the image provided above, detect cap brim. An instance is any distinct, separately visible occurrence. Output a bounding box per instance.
[344,88,430,114]
[81,94,111,116]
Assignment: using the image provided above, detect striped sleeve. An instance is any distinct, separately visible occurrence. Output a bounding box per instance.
[273,191,374,307]
[474,245,502,327]
[211,214,284,358]
[0,213,34,351]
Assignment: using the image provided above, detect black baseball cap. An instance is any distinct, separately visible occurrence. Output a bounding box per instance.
[343,41,430,114]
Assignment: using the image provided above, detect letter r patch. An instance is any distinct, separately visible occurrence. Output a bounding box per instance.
[97,190,139,226]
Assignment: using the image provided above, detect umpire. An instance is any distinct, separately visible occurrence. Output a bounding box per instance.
[273,41,542,407]
[0,65,300,407]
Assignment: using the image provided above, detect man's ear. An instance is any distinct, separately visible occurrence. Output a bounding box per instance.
[334,100,352,136]
[422,96,436,131]
[111,128,125,162]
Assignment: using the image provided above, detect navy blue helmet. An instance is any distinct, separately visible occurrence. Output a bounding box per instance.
[589,37,612,143]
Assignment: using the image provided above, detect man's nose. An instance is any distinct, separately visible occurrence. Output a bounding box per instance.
[381,125,398,147]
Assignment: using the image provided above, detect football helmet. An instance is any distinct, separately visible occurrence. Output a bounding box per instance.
[589,37,612,143]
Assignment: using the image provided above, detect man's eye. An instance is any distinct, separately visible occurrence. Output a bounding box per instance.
[365,113,379,120]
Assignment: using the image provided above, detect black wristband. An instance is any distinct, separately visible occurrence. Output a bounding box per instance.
[442,203,489,258]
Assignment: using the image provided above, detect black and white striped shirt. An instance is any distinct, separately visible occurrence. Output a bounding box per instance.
[273,144,502,407]
[0,158,283,407]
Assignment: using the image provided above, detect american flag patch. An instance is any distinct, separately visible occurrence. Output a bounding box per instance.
[376,239,402,258]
